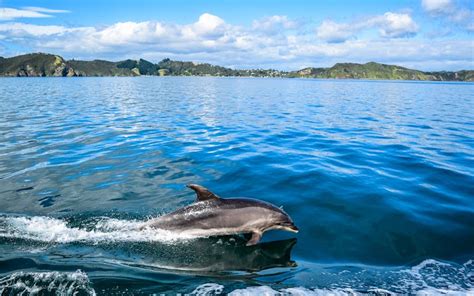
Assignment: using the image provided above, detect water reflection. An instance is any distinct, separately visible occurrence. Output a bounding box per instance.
[99,237,297,274]
[1,234,297,275]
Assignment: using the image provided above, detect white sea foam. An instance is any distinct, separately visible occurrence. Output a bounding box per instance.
[194,285,394,296]
[192,258,474,295]
[235,287,399,296]
[225,286,473,296]
[191,283,225,295]
[0,215,198,244]
[396,259,474,293]
[228,286,344,296]
[2,216,473,295]
[0,270,95,295]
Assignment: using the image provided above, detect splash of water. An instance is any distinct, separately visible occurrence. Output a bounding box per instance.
[0,215,198,244]
[191,259,474,295]
[0,270,95,295]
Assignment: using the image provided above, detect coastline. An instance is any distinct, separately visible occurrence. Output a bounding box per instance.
[1,75,473,84]
[1,53,473,82]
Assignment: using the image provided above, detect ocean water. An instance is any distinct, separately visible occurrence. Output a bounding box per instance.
[0,77,473,295]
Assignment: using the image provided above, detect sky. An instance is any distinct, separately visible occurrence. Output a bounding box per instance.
[0,0,473,71]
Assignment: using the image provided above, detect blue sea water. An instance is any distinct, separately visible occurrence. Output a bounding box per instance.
[0,77,473,295]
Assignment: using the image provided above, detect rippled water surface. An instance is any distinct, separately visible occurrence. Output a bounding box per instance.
[0,77,473,295]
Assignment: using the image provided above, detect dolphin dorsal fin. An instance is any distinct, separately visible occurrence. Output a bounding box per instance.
[187,184,220,202]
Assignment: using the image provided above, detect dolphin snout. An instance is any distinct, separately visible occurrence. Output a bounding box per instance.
[288,224,299,233]
[280,221,299,233]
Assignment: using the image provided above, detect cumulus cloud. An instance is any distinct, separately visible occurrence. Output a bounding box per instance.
[190,13,227,37]
[0,7,68,21]
[0,13,246,55]
[0,12,471,71]
[92,13,231,48]
[316,12,418,43]
[374,12,419,37]
[96,21,168,45]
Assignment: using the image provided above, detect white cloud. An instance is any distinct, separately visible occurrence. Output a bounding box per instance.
[316,20,352,43]
[375,12,419,37]
[96,21,168,45]
[0,7,68,21]
[422,0,454,14]
[289,38,470,61]
[191,13,226,37]
[91,13,231,49]
[0,22,71,36]
[252,15,298,33]
[0,12,471,71]
[0,8,50,20]
[316,12,418,42]
[421,0,473,30]
[0,13,244,55]
[21,7,70,14]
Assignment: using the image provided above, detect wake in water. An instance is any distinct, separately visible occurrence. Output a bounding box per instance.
[193,259,474,295]
[0,214,298,274]
[0,270,95,295]
[1,215,473,294]
[0,215,198,244]
[3,262,471,296]
[193,284,394,296]
[196,284,474,295]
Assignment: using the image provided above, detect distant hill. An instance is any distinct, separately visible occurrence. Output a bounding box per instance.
[290,62,433,80]
[68,59,136,76]
[156,58,238,76]
[0,53,75,77]
[0,53,472,81]
[289,62,473,81]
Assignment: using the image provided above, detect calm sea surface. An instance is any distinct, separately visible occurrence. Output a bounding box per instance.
[0,77,473,295]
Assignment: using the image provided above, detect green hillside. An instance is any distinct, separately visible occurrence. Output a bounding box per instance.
[116,59,158,75]
[156,58,238,76]
[0,53,75,77]
[0,53,472,81]
[68,59,136,76]
[292,62,435,80]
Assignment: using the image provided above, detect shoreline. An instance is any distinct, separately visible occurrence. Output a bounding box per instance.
[1,75,473,83]
[1,53,473,82]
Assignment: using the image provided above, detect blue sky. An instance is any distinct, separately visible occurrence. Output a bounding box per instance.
[0,0,472,70]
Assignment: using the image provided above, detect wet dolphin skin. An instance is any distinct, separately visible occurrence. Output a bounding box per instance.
[141,184,299,245]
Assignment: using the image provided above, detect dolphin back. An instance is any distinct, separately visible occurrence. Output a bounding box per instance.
[142,184,298,244]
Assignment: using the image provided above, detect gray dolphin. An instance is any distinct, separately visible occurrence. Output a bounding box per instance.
[141,184,299,246]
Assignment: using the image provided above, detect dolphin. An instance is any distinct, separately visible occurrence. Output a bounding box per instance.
[140,184,299,246]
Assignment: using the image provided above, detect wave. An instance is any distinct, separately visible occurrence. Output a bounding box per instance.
[0,215,198,244]
[0,259,472,295]
[1,215,473,294]
[227,286,392,296]
[191,259,474,295]
[192,285,474,296]
[0,270,95,295]
[0,215,298,274]
[227,286,474,296]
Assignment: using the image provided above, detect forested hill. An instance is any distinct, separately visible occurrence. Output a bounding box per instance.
[0,53,472,81]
